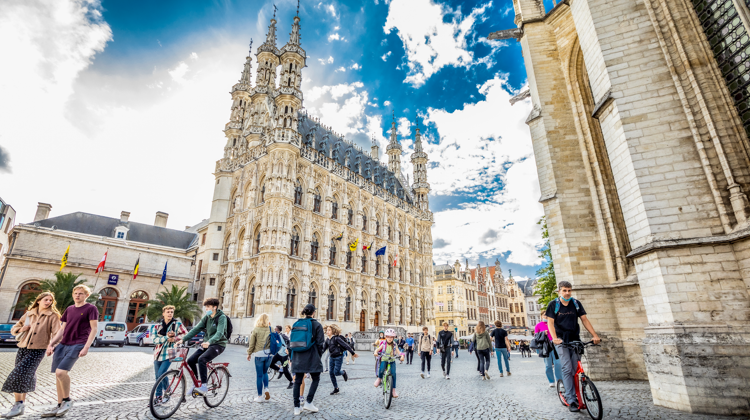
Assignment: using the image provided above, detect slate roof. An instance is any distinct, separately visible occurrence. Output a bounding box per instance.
[434,264,454,275]
[298,114,413,204]
[515,279,537,297]
[30,212,198,250]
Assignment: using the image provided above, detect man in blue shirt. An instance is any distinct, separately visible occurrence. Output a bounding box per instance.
[405,333,415,365]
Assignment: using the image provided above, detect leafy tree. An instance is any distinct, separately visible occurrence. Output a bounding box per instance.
[14,272,99,314]
[534,216,558,310]
[138,285,202,324]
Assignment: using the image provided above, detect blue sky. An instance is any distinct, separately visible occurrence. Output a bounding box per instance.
[0,0,543,279]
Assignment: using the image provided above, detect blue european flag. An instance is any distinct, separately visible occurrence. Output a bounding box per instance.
[375,246,386,256]
[160,261,167,285]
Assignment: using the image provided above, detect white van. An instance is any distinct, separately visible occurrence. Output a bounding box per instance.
[125,323,159,347]
[93,322,127,347]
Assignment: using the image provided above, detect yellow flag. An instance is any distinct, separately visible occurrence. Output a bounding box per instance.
[349,238,358,252]
[60,245,70,271]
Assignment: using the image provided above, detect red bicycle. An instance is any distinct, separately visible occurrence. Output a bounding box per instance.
[556,341,603,420]
[149,343,231,419]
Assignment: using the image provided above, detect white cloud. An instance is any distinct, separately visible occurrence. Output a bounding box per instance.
[326,4,336,17]
[334,66,346,72]
[168,61,190,83]
[328,33,342,42]
[383,100,391,107]
[397,117,411,137]
[383,0,491,86]
[381,51,391,61]
[190,52,199,59]
[350,63,361,70]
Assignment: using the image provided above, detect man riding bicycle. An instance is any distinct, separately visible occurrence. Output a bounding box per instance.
[177,298,228,396]
[544,281,601,413]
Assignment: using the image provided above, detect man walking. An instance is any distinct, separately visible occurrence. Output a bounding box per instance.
[490,321,512,376]
[405,333,415,364]
[437,322,454,380]
[545,281,601,413]
[418,327,433,378]
[43,285,98,418]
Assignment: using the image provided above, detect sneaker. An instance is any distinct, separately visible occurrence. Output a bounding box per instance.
[485,372,490,380]
[194,384,208,396]
[342,370,348,382]
[187,384,196,396]
[420,371,425,379]
[303,402,319,413]
[569,402,580,412]
[55,401,73,417]
[2,402,24,418]
[499,373,504,377]
[330,388,340,395]
[276,371,284,380]
[426,372,431,378]
[442,371,446,378]
[287,382,294,390]
[294,407,301,416]
[507,372,512,376]
[446,375,450,380]
[264,388,270,400]
[346,361,349,365]
[549,382,555,388]
[40,406,58,418]
[481,375,486,381]
[254,395,265,403]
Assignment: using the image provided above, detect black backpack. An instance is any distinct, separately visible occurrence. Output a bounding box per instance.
[212,314,233,340]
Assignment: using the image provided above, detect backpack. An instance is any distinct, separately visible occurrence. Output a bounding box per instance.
[266,327,283,356]
[212,313,233,340]
[289,318,314,352]
[553,297,580,314]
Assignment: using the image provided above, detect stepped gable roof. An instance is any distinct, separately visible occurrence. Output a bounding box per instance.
[515,279,537,297]
[30,212,198,250]
[469,266,497,281]
[297,114,413,204]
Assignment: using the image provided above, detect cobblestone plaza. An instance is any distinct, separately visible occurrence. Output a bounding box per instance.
[0,345,741,419]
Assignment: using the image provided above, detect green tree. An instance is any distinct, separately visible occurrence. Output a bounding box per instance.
[534,216,558,310]
[138,285,202,324]
[14,271,99,315]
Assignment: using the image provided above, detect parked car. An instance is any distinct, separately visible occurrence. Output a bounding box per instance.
[187,331,205,346]
[93,322,127,347]
[125,323,159,347]
[0,323,16,345]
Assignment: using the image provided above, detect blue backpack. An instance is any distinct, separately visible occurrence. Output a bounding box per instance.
[553,297,580,314]
[289,318,314,352]
[266,327,283,356]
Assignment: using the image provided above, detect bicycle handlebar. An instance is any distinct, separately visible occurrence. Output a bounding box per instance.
[560,340,600,347]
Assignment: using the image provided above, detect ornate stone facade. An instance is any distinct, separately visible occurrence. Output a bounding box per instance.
[497,0,750,414]
[201,12,435,335]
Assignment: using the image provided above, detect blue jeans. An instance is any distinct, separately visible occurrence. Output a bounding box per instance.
[153,360,171,397]
[329,355,345,388]
[495,348,510,373]
[254,355,272,396]
[378,360,397,388]
[540,347,563,383]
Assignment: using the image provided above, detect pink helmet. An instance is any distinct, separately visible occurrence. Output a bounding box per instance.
[384,328,397,337]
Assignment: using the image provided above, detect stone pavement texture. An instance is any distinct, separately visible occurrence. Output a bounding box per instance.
[0,344,745,419]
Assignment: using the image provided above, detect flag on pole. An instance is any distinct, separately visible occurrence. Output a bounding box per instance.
[133,257,140,280]
[393,254,398,267]
[375,246,386,256]
[95,251,108,274]
[60,245,70,271]
[160,261,168,285]
[348,238,359,252]
[334,231,343,241]
[362,241,373,251]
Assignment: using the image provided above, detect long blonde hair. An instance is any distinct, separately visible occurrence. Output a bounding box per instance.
[255,313,270,328]
[28,292,62,319]
[476,321,486,334]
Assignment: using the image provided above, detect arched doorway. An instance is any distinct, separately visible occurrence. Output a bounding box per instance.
[12,282,41,320]
[98,287,119,321]
[359,310,366,331]
[374,311,380,327]
[126,291,149,331]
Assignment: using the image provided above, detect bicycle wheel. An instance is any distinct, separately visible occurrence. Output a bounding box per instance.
[582,378,603,420]
[267,365,277,382]
[556,379,567,406]
[149,369,184,419]
[383,371,393,409]
[203,366,230,408]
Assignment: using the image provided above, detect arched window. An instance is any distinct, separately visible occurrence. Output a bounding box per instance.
[388,225,392,241]
[327,287,336,320]
[329,240,337,266]
[126,291,149,331]
[331,200,338,219]
[347,207,353,226]
[388,260,392,279]
[344,293,352,322]
[285,282,296,317]
[260,183,265,203]
[12,282,41,320]
[362,214,367,232]
[98,287,119,322]
[311,234,319,261]
[376,219,380,236]
[313,189,322,213]
[247,282,256,317]
[308,286,318,307]
[399,299,404,324]
[399,266,403,282]
[223,236,230,262]
[346,250,352,269]
[294,180,303,205]
[254,228,261,254]
[290,227,300,257]
[361,253,367,273]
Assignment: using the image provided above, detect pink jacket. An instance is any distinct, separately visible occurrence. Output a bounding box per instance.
[534,321,553,340]
[375,341,404,361]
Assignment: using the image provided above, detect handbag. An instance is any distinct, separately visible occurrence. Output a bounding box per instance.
[13,315,32,344]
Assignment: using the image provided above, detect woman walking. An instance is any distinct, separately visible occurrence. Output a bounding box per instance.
[246,313,272,402]
[535,314,562,387]
[150,305,188,403]
[291,304,325,416]
[1,292,61,418]
[473,321,492,380]
[324,324,358,395]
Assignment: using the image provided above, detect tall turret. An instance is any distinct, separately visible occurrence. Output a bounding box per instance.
[276,12,306,138]
[224,40,254,158]
[256,17,280,89]
[411,116,430,211]
[386,112,402,175]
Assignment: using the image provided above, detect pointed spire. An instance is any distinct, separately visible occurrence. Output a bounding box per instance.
[413,113,423,153]
[289,15,301,45]
[263,10,278,48]
[239,39,253,84]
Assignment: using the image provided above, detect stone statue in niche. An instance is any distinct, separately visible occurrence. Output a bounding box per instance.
[242,239,250,256]
[228,243,236,260]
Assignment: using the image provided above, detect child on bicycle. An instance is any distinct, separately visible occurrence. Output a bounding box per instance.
[373,329,404,398]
